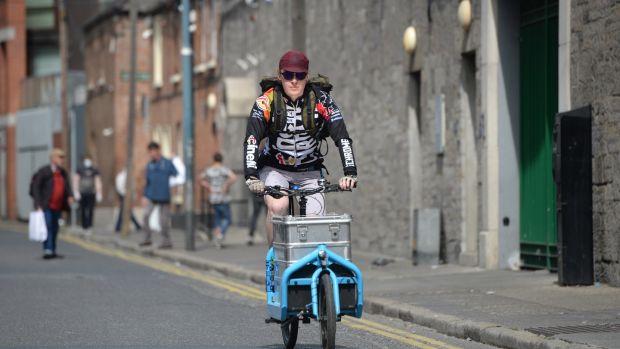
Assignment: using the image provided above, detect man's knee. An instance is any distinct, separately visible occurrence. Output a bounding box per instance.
[267,198,288,216]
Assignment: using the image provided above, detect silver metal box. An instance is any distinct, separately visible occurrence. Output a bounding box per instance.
[272,214,352,265]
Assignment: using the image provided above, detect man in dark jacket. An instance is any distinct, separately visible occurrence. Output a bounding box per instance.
[140,142,178,249]
[31,148,75,259]
[243,50,358,246]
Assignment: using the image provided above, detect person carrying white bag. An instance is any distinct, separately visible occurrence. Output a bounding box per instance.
[28,210,48,242]
[29,149,75,259]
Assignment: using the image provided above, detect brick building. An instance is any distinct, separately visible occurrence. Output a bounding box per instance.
[83,0,220,212]
[0,0,26,220]
[0,0,98,220]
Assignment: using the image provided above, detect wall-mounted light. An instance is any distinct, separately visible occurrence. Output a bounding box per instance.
[206,92,217,110]
[102,128,114,137]
[403,26,417,54]
[458,0,472,31]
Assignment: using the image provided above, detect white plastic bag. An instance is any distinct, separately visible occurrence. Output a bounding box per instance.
[149,206,161,232]
[28,210,48,242]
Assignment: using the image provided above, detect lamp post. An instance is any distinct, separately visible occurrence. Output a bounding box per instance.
[181,0,195,251]
[121,0,138,237]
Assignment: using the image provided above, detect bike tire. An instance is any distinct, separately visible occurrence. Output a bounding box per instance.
[319,273,336,349]
[281,317,299,349]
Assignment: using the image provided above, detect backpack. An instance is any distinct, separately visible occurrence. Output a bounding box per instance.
[258,74,333,139]
[79,168,96,194]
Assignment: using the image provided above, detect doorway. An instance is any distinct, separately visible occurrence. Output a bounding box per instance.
[519,0,559,270]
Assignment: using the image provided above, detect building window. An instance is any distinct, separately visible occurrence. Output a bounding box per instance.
[152,16,163,88]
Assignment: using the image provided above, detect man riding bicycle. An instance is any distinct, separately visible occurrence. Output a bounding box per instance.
[244,50,358,246]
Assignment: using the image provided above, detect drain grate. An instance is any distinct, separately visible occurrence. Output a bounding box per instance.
[526,323,620,337]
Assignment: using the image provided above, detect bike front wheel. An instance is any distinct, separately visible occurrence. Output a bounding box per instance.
[319,273,336,349]
[281,317,299,349]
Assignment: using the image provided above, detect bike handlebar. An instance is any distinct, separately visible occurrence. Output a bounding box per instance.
[262,183,348,199]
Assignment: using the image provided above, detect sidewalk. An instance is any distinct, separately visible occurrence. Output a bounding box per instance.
[4,216,618,349]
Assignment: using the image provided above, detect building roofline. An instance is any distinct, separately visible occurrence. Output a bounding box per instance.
[83,0,174,33]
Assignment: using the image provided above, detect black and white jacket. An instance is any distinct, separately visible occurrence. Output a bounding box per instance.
[243,88,357,179]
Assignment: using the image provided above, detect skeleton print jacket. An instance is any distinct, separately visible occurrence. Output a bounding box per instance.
[243,88,357,180]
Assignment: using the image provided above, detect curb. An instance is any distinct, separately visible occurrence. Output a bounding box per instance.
[64,228,598,349]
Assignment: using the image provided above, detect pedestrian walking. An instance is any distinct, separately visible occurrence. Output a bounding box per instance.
[114,168,142,233]
[31,148,75,259]
[73,155,102,230]
[140,141,178,249]
[201,153,236,248]
[248,195,266,246]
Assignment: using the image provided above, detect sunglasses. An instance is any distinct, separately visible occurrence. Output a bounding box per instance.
[280,71,307,81]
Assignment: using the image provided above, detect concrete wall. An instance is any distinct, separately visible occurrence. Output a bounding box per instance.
[496,0,520,269]
[571,0,620,286]
[220,0,482,260]
[15,106,54,219]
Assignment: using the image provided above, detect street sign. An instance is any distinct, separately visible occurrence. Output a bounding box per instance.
[120,70,151,81]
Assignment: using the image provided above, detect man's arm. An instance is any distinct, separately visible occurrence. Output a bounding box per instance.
[200,179,211,192]
[244,97,269,179]
[223,169,237,193]
[31,168,43,209]
[320,91,358,177]
[63,170,75,205]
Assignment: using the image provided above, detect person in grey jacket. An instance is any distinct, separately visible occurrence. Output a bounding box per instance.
[140,142,178,249]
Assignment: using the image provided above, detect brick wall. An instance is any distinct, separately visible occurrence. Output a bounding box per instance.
[147,6,221,212]
[85,5,221,211]
[0,0,26,219]
[571,0,620,286]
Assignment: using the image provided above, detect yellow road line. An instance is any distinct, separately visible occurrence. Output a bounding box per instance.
[343,320,438,349]
[60,233,460,349]
[61,234,263,300]
[343,317,461,349]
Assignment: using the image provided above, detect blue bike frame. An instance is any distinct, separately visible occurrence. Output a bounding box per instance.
[266,244,364,321]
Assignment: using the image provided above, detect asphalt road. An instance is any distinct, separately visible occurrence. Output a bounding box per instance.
[0,227,499,349]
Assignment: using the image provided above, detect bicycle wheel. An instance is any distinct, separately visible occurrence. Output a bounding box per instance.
[319,273,336,349]
[281,317,299,349]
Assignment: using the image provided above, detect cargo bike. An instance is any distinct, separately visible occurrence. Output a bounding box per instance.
[262,180,364,349]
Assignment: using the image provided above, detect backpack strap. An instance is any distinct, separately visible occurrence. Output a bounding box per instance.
[302,86,316,133]
[271,85,287,133]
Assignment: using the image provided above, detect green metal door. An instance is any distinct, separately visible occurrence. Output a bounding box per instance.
[519,0,558,270]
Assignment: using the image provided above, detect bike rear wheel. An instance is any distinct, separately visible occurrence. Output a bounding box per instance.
[281,317,299,349]
[319,273,336,349]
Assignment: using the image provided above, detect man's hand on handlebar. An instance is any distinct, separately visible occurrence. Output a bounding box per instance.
[339,175,358,190]
[246,177,265,194]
